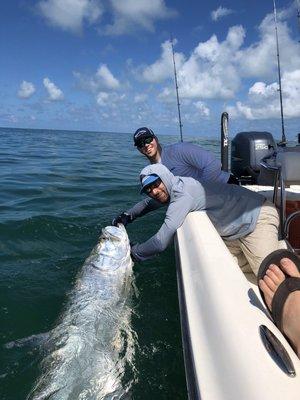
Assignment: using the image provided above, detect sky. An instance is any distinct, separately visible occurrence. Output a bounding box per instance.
[1,0,300,139]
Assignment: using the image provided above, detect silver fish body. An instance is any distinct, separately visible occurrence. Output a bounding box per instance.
[28,224,134,400]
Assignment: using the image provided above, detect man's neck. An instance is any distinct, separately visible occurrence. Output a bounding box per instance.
[148,144,162,163]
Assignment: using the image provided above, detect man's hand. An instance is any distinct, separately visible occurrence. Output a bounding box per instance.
[130,243,139,263]
[112,212,133,227]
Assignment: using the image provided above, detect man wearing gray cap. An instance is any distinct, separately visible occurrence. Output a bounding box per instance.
[112,164,281,276]
[133,127,238,184]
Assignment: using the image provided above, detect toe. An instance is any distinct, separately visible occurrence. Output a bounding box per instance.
[259,278,273,310]
[266,267,282,286]
[268,264,285,283]
[280,258,300,278]
[263,274,278,292]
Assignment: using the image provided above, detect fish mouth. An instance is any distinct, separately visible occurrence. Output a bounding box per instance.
[102,225,126,241]
[91,225,131,272]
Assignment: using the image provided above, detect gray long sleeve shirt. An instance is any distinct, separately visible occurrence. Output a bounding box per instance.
[129,164,265,262]
[159,142,230,184]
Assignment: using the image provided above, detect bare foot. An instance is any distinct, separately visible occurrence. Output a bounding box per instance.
[259,257,300,357]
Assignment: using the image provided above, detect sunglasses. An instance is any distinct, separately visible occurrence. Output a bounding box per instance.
[136,137,153,148]
[145,178,162,194]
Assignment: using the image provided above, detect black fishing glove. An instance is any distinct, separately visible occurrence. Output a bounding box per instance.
[112,212,133,227]
[130,252,139,263]
[227,173,240,185]
[130,243,139,263]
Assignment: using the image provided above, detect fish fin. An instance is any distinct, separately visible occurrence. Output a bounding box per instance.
[4,331,51,350]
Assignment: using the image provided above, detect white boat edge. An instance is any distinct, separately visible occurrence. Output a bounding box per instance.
[175,206,300,400]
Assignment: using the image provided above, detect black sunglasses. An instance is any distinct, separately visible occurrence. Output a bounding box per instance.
[136,137,153,148]
[145,178,162,194]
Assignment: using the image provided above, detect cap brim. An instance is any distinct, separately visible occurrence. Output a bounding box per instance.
[140,175,160,194]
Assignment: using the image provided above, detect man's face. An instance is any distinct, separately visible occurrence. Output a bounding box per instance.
[145,178,170,203]
[137,136,158,158]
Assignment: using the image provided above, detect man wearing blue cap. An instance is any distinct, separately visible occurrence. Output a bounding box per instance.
[112,164,281,276]
[133,127,238,184]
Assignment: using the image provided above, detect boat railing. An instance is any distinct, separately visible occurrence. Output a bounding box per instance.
[260,152,300,249]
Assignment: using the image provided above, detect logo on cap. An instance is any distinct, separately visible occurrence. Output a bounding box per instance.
[133,127,155,145]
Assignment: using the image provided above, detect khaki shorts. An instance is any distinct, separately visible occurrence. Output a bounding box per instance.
[224,201,286,276]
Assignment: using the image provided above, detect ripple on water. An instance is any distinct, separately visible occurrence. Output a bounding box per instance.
[0,128,220,399]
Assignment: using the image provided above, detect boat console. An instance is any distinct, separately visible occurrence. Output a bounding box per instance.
[229,131,300,253]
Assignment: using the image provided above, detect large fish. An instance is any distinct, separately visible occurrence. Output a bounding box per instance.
[27,224,135,400]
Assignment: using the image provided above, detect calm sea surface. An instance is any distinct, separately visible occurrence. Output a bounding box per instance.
[0,127,220,399]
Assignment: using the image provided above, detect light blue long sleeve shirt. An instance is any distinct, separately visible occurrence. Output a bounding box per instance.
[129,164,265,262]
[159,142,230,184]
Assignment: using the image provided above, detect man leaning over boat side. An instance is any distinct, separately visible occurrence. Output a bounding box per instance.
[112,164,281,276]
[133,127,239,185]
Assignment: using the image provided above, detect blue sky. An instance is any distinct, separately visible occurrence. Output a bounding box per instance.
[1,0,300,139]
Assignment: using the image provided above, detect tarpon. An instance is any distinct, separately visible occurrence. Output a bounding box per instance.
[27,224,135,400]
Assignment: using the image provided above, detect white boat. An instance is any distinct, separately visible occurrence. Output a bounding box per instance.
[175,135,300,399]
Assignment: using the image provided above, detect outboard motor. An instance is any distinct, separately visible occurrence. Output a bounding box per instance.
[231,131,276,184]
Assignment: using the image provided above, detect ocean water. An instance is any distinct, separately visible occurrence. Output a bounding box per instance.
[0,127,220,400]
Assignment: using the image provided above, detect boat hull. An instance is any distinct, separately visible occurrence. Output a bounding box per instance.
[175,211,300,400]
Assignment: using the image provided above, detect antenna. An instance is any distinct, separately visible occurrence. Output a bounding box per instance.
[273,0,286,146]
[297,0,300,41]
[170,36,183,142]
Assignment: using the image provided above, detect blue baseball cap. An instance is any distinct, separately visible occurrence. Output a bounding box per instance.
[140,174,160,194]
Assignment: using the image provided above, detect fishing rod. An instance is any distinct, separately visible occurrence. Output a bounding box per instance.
[273,0,286,146]
[297,0,300,41]
[170,36,183,142]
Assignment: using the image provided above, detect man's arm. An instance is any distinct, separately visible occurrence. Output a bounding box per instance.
[126,197,165,220]
[178,143,229,182]
[181,142,220,168]
[131,194,194,261]
[112,197,165,226]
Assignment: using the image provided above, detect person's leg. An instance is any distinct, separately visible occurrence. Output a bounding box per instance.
[238,201,280,275]
[223,239,252,272]
[259,257,300,357]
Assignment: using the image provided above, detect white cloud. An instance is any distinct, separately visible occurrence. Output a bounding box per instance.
[141,26,245,102]
[74,64,126,109]
[43,78,64,101]
[134,93,148,103]
[96,91,109,106]
[158,87,176,103]
[96,91,126,107]
[105,0,176,35]
[96,64,120,89]
[36,0,177,36]
[211,6,234,22]
[175,26,245,100]
[194,101,210,117]
[238,11,300,78]
[2,113,18,123]
[226,101,254,119]
[74,63,120,93]
[248,81,278,99]
[37,0,103,33]
[142,40,185,83]
[18,81,36,99]
[281,70,300,117]
[137,4,300,116]
[227,69,300,119]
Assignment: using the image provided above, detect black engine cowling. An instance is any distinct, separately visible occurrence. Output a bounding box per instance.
[231,131,276,183]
